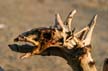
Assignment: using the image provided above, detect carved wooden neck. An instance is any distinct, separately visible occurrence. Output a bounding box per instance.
[64,45,97,71]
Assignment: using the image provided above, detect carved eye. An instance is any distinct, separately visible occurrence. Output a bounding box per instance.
[43,32,52,40]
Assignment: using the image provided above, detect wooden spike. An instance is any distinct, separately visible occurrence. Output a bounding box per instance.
[74,27,89,37]
[56,13,66,31]
[88,14,98,28]
[54,14,59,29]
[65,9,77,31]
[83,15,98,46]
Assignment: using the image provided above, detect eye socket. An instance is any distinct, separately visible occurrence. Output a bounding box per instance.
[34,38,39,41]
[43,32,52,40]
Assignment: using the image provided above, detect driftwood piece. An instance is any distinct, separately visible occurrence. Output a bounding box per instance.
[9,10,100,71]
[103,58,108,71]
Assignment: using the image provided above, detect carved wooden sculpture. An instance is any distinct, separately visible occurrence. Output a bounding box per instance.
[11,10,99,71]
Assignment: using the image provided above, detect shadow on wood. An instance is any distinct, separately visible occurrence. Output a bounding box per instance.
[8,43,85,71]
[8,44,35,53]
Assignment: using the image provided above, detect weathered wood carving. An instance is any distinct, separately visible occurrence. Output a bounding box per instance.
[10,10,103,71]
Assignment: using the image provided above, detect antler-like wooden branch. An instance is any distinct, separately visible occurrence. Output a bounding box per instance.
[54,10,79,49]
[65,10,77,32]
[83,15,98,46]
[56,13,65,30]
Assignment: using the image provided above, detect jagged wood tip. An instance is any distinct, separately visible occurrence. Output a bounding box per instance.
[82,14,98,46]
[65,9,77,31]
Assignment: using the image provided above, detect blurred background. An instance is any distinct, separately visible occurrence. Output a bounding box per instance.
[0,0,108,71]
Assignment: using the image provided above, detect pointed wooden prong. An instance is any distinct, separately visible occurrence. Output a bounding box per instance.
[83,15,98,46]
[55,13,66,31]
[88,14,98,28]
[54,14,59,29]
[78,30,88,40]
[74,27,89,37]
[70,14,97,47]
[74,27,89,41]
[74,14,97,40]
[65,9,77,31]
